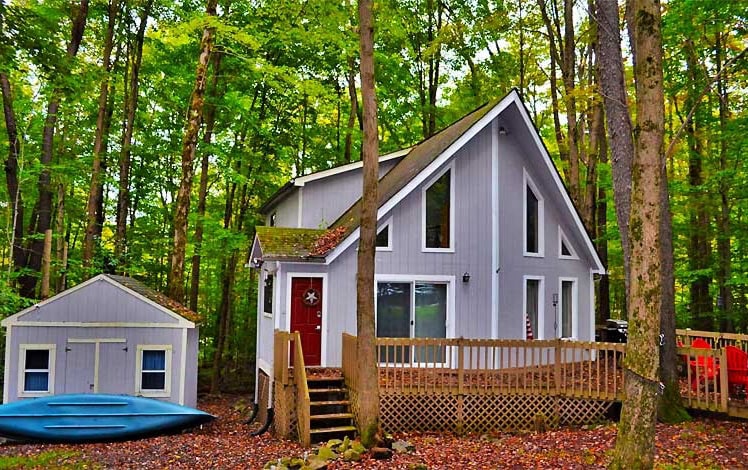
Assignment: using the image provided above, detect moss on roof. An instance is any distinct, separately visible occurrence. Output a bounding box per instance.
[105,274,202,323]
[255,226,328,261]
[331,99,498,237]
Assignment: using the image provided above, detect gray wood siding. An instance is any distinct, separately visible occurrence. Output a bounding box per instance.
[267,189,300,227]
[6,325,192,405]
[300,159,401,228]
[18,280,180,325]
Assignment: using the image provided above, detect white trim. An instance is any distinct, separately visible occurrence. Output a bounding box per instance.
[1,274,195,328]
[135,345,172,398]
[375,216,393,252]
[511,95,606,273]
[284,273,328,367]
[179,328,187,405]
[18,344,56,398]
[523,168,545,258]
[322,90,605,274]
[293,148,411,186]
[589,269,596,342]
[558,277,578,339]
[297,186,303,227]
[558,226,579,260]
[523,275,545,340]
[94,342,100,392]
[7,322,191,328]
[374,274,456,339]
[258,358,272,377]
[66,338,127,343]
[254,271,264,404]
[491,120,500,339]
[421,163,456,253]
[3,326,11,403]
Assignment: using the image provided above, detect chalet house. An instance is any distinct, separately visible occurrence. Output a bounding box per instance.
[250,89,605,406]
[2,274,200,407]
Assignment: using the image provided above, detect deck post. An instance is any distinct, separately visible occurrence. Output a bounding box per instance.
[456,337,465,435]
[719,347,729,412]
[554,339,562,395]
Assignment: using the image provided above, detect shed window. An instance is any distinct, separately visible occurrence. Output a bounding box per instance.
[423,168,453,250]
[136,346,171,397]
[19,344,55,396]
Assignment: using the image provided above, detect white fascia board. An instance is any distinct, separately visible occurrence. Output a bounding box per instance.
[511,94,606,274]
[324,93,518,265]
[293,148,411,187]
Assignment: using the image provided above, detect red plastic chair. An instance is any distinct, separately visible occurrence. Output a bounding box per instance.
[726,345,748,398]
[689,338,718,390]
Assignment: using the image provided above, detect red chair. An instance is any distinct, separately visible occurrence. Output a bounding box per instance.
[726,345,748,399]
[689,338,718,391]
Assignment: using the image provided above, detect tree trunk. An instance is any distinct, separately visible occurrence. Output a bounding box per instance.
[715,30,732,332]
[356,0,380,449]
[115,0,151,267]
[189,52,222,313]
[169,0,218,302]
[21,0,89,298]
[344,56,358,163]
[83,0,120,268]
[537,0,567,164]
[561,0,580,207]
[611,0,666,466]
[0,73,26,274]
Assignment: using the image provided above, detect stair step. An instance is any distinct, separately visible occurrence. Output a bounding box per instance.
[310,400,350,406]
[310,413,354,420]
[309,425,357,435]
[307,376,344,382]
[309,388,345,394]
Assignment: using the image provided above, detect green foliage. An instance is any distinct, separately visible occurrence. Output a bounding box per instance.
[0,450,86,469]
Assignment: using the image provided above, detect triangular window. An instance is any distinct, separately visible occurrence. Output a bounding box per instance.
[558,227,578,259]
[376,225,389,248]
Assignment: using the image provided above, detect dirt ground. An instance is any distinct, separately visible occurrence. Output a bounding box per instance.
[1,395,747,469]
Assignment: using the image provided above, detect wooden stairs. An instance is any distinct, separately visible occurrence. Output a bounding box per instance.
[306,369,356,443]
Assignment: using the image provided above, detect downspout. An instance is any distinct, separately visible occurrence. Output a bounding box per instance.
[250,408,274,436]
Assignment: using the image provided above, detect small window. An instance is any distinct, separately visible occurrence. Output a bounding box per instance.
[525,278,543,340]
[423,167,453,251]
[376,218,392,251]
[20,346,55,395]
[524,170,544,257]
[559,279,577,339]
[263,273,274,316]
[137,346,171,397]
[269,213,277,227]
[558,227,578,259]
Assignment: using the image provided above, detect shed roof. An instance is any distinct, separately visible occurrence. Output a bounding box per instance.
[105,275,201,323]
[253,226,328,262]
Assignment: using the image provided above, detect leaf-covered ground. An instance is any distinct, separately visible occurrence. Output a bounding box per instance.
[1,395,747,469]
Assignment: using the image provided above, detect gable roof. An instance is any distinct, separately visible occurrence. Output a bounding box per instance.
[259,148,410,215]
[253,226,328,262]
[1,274,199,327]
[322,89,605,274]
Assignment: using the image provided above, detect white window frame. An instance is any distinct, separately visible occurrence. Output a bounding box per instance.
[376,216,393,252]
[558,277,578,339]
[262,270,275,318]
[558,226,579,260]
[421,163,455,253]
[523,275,545,340]
[18,344,56,397]
[523,169,544,257]
[374,274,456,366]
[136,345,172,398]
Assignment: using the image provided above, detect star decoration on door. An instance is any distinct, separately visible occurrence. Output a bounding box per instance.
[302,288,320,306]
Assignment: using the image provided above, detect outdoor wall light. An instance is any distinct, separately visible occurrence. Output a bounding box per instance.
[498,126,508,136]
[552,293,558,307]
[463,272,471,283]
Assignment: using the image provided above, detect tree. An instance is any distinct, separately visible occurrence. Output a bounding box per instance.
[356,0,380,448]
[610,0,667,466]
[168,0,219,301]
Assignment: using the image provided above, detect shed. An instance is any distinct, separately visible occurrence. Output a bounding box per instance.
[1,274,200,407]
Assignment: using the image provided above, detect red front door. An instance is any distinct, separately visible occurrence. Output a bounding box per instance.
[290,277,323,366]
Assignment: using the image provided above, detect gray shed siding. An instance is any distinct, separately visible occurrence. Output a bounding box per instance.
[18,280,180,325]
[6,325,195,406]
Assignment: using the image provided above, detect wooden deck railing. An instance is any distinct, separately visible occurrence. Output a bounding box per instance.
[273,329,311,446]
[371,337,626,401]
[676,329,748,352]
[342,333,358,392]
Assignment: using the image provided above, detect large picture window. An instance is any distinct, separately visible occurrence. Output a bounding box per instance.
[423,167,453,251]
[136,345,172,397]
[19,345,55,396]
[376,279,450,363]
[524,170,544,257]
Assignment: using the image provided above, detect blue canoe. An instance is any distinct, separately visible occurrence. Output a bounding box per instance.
[0,394,215,443]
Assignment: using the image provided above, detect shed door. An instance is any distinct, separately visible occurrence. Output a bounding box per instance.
[64,343,95,393]
[290,277,323,366]
[97,342,129,394]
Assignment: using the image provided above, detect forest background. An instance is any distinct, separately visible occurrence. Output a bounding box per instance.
[0,0,745,392]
